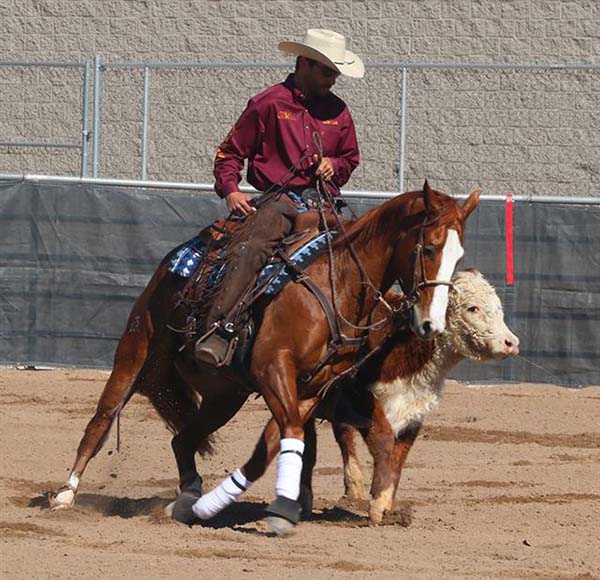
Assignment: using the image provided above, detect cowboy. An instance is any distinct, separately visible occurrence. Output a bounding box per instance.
[195,29,364,366]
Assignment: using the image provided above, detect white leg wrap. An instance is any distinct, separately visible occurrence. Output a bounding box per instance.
[275,438,305,500]
[192,468,251,520]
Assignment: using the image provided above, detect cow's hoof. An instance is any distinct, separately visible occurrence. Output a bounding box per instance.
[51,486,75,510]
[171,490,201,526]
[368,507,384,525]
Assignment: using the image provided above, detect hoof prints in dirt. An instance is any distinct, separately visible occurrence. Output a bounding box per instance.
[422,425,600,449]
[312,497,413,528]
[0,521,67,539]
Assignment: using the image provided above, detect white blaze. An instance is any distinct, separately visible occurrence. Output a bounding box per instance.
[428,229,463,334]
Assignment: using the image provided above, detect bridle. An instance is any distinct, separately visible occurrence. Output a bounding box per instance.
[405,211,455,302]
[291,179,459,394]
[316,178,454,329]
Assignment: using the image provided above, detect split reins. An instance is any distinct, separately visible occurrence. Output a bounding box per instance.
[295,177,450,392]
[295,131,459,392]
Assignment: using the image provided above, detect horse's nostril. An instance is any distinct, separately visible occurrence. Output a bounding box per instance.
[422,320,433,336]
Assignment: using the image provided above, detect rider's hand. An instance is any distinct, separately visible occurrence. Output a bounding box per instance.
[225,191,256,216]
[315,157,335,182]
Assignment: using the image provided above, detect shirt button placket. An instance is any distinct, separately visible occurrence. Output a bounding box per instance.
[304,110,309,150]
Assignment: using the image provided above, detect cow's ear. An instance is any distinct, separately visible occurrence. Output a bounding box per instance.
[461,189,480,220]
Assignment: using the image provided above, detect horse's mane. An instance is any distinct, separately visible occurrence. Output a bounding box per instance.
[332,190,458,250]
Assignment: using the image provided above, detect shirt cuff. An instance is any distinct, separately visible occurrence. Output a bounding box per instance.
[216,181,240,198]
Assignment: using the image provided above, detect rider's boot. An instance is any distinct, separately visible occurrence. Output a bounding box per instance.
[194,333,230,366]
[194,323,238,367]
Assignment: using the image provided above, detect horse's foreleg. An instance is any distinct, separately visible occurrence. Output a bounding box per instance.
[52,320,151,509]
[332,423,368,501]
[248,353,307,534]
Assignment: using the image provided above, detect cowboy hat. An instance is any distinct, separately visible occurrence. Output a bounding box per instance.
[278,29,365,79]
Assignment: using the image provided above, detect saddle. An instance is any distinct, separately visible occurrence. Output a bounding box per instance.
[168,218,336,370]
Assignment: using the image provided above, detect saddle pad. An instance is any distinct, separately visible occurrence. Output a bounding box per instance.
[169,230,336,298]
[168,236,206,277]
[258,230,335,296]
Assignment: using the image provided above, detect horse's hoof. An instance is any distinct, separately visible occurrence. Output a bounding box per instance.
[171,490,201,525]
[264,515,296,537]
[164,500,175,518]
[298,485,313,519]
[51,487,75,510]
[264,495,300,535]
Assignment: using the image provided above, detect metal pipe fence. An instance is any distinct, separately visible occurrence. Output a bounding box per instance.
[1,58,600,198]
[0,60,91,178]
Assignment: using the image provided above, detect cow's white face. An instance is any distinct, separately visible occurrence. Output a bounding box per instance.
[447,270,519,360]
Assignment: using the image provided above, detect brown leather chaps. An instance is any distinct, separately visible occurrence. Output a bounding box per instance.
[205,195,300,330]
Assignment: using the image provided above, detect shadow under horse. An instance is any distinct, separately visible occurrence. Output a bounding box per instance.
[53,181,480,535]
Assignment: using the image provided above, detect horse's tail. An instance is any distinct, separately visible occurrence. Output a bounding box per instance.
[196,433,215,457]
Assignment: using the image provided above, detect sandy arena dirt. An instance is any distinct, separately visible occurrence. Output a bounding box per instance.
[1,368,599,580]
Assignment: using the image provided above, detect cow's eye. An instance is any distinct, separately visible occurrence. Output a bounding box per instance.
[467,305,480,313]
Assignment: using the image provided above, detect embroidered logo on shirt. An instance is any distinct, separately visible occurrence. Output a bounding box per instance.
[277,111,296,121]
[322,120,339,126]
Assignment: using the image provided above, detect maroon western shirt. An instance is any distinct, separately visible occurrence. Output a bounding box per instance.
[214,74,359,198]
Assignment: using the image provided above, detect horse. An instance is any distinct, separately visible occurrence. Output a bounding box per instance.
[198,270,518,526]
[53,181,480,535]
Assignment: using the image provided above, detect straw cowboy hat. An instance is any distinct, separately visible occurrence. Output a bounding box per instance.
[278,29,365,79]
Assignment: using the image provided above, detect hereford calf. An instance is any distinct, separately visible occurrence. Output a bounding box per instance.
[333,268,519,523]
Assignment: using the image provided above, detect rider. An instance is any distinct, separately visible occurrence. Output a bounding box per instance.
[195,28,364,366]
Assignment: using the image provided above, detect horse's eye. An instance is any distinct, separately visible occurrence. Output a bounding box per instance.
[423,245,436,259]
[467,305,480,313]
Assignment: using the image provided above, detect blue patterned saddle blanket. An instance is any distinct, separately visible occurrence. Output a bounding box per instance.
[168,229,335,297]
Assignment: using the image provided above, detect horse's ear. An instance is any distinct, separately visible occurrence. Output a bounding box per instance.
[461,189,480,220]
[423,179,437,213]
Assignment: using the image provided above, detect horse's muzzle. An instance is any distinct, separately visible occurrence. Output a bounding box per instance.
[409,308,445,340]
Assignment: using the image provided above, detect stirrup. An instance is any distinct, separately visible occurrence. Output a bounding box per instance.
[194,332,239,368]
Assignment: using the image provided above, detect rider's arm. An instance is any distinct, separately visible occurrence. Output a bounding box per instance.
[214,99,264,198]
[329,110,360,189]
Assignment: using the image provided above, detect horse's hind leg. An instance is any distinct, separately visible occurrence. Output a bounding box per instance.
[168,389,250,492]
[298,418,317,517]
[52,321,151,509]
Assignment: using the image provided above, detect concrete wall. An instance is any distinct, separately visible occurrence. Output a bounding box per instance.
[1,0,599,196]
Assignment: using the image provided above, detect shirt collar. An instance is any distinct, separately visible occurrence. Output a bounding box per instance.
[283,74,307,104]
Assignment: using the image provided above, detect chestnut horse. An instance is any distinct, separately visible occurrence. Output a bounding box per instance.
[53,182,479,535]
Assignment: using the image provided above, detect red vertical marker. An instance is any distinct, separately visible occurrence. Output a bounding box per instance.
[505,194,514,286]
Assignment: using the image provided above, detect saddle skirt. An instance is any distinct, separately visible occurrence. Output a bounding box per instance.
[168,227,336,298]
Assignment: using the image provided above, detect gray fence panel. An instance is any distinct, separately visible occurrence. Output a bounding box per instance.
[1,182,598,386]
[0,180,224,368]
